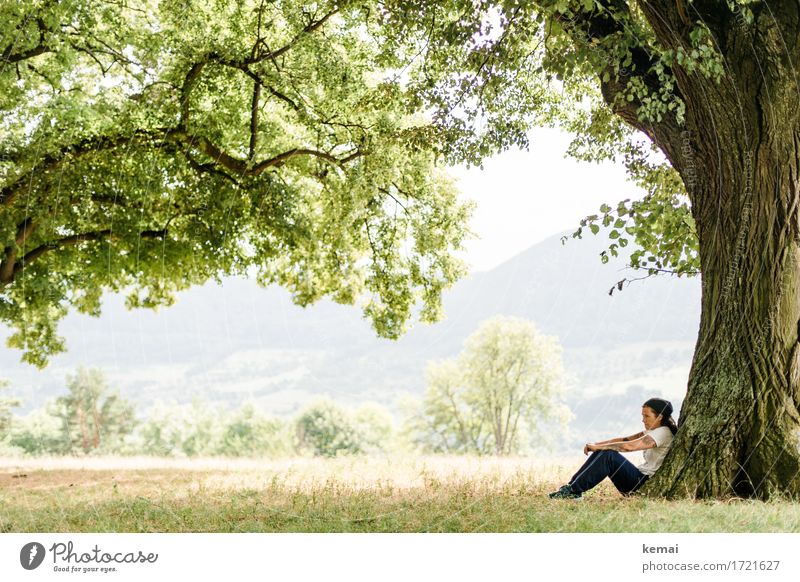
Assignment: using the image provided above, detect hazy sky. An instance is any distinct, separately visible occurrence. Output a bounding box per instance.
[453,127,642,272]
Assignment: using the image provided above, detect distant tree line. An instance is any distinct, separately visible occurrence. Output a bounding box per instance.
[0,369,397,458]
[0,317,570,457]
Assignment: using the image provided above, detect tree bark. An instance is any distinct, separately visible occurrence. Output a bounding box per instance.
[644,133,800,497]
[641,7,800,498]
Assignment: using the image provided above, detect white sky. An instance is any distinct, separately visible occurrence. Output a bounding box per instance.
[452,127,643,272]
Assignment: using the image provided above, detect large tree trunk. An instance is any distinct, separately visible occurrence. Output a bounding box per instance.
[641,8,800,498]
[645,138,800,497]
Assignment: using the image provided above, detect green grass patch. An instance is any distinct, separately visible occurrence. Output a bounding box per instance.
[1,456,798,532]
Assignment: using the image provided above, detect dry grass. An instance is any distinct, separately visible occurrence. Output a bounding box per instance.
[1,455,798,533]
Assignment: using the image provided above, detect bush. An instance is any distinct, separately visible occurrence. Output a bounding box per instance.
[9,405,64,455]
[293,399,396,457]
[135,399,294,458]
[217,404,292,457]
[294,399,364,457]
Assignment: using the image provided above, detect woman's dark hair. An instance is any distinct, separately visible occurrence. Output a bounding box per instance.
[642,398,678,435]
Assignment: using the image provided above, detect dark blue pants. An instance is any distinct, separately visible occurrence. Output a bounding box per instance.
[569,450,649,494]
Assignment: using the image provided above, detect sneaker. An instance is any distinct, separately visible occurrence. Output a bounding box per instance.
[548,484,582,499]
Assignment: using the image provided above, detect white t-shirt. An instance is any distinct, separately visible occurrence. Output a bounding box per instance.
[637,426,674,476]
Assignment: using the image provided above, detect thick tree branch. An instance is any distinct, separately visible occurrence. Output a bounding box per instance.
[0,246,16,284]
[0,17,52,70]
[9,228,167,281]
[248,7,339,65]
[249,80,261,159]
[1,126,360,211]
[340,149,363,164]
[633,0,692,45]
[183,152,242,186]
[251,147,356,174]
[636,0,730,48]
[0,218,38,283]
[556,1,690,173]
[1,42,50,66]
[0,130,180,207]
[19,229,113,267]
[181,132,359,175]
[14,217,37,247]
[179,62,205,128]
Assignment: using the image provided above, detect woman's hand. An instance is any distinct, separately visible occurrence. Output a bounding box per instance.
[583,443,597,455]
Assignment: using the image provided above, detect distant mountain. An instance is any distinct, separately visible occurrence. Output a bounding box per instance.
[0,231,700,447]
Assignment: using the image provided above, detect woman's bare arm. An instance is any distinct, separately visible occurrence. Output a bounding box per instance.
[592,431,645,446]
[583,431,646,454]
[590,434,657,453]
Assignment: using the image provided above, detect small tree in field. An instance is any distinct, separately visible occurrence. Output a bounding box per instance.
[53,368,136,454]
[407,316,570,455]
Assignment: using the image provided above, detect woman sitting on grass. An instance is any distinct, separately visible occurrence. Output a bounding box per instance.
[548,397,677,499]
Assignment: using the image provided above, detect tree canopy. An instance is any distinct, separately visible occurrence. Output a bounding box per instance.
[2,0,742,367]
[0,0,472,366]
[2,0,748,367]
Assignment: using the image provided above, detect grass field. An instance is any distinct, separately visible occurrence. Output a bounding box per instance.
[1,455,799,533]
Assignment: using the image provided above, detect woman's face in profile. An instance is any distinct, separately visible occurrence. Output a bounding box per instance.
[641,406,662,430]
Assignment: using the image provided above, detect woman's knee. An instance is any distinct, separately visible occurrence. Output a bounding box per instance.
[594,450,624,463]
